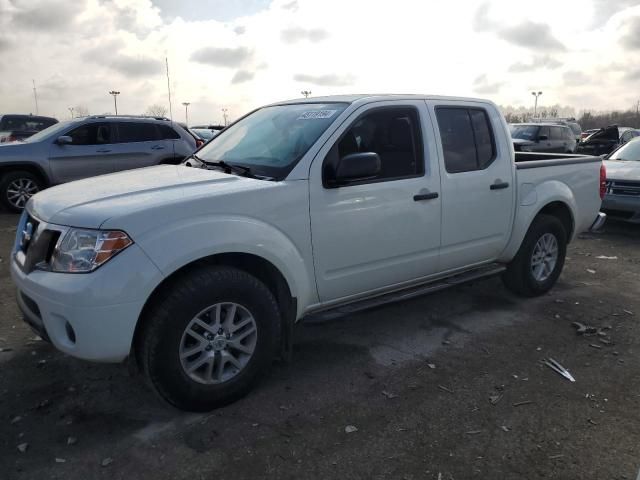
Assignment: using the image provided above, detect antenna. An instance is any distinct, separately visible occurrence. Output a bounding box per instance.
[165,57,173,120]
[32,79,39,115]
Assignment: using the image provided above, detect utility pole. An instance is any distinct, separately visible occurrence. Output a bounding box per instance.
[165,57,173,120]
[531,91,542,118]
[221,108,229,126]
[68,107,74,119]
[109,90,120,115]
[301,90,312,98]
[182,102,190,125]
[32,79,39,115]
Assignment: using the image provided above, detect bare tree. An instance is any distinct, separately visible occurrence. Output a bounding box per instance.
[145,104,168,117]
[74,105,89,117]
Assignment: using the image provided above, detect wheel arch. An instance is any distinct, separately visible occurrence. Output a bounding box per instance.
[0,162,50,187]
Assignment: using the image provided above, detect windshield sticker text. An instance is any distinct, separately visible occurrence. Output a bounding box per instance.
[298,110,337,120]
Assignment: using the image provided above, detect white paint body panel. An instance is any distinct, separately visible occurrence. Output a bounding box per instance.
[10,94,603,363]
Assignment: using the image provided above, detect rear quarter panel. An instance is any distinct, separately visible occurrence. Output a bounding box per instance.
[499,159,602,262]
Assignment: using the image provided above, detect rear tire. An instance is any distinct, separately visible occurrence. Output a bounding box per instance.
[0,171,42,213]
[502,214,567,297]
[138,266,281,411]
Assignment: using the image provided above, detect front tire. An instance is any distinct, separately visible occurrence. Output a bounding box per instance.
[138,266,281,411]
[502,214,567,297]
[0,171,42,212]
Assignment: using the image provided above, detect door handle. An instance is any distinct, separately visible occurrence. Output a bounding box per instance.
[490,181,510,190]
[96,148,112,153]
[151,145,165,150]
[413,192,439,201]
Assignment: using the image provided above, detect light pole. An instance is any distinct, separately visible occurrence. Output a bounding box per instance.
[68,107,74,119]
[531,91,542,118]
[182,102,191,125]
[109,90,120,115]
[221,108,229,126]
[301,90,312,98]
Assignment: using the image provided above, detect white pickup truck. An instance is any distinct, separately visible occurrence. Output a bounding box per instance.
[10,94,606,411]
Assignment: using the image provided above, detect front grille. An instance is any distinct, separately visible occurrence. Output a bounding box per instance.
[15,214,66,273]
[606,180,640,197]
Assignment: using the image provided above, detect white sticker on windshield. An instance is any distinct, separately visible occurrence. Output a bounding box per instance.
[298,110,337,120]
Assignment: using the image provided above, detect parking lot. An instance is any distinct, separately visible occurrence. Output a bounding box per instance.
[0,210,639,479]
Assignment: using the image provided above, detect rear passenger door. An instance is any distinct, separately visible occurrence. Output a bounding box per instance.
[112,122,173,172]
[429,102,515,271]
[48,122,116,183]
[549,126,569,153]
[537,126,553,152]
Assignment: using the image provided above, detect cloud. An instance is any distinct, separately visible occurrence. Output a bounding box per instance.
[0,37,10,52]
[282,0,299,11]
[620,16,640,49]
[233,25,246,35]
[150,0,270,22]
[281,27,329,43]
[110,55,163,77]
[231,69,255,84]
[562,70,591,85]
[293,73,354,86]
[190,46,252,67]
[591,0,639,27]
[11,0,83,31]
[472,2,495,32]
[508,55,562,73]
[473,74,503,95]
[499,21,566,52]
[623,68,640,82]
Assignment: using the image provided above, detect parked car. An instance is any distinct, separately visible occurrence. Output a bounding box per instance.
[510,123,577,153]
[601,136,640,223]
[0,114,58,143]
[581,129,599,140]
[576,125,640,156]
[191,127,223,142]
[530,117,582,143]
[175,122,205,148]
[10,94,605,411]
[0,115,196,211]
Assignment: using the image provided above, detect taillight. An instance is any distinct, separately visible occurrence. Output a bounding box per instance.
[7,135,17,142]
[599,163,606,200]
[195,139,204,148]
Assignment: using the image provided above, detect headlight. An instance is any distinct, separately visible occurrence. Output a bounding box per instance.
[50,229,133,273]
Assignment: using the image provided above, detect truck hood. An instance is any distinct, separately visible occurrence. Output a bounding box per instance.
[28,165,266,228]
[604,160,640,182]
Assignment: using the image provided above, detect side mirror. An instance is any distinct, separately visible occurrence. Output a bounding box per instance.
[334,152,381,185]
[538,135,548,141]
[56,136,72,145]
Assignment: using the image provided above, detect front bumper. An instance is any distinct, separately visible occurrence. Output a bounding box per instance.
[10,243,164,362]
[601,195,640,223]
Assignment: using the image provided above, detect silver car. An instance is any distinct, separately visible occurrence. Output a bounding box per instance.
[602,137,640,223]
[0,115,196,211]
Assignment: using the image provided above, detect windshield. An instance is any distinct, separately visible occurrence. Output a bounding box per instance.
[23,120,74,143]
[195,103,348,179]
[510,125,539,140]
[608,138,640,161]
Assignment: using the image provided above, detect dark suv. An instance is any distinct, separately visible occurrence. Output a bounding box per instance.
[0,115,196,211]
[509,123,577,153]
[0,114,58,143]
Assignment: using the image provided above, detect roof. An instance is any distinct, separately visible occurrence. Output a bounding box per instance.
[269,93,496,106]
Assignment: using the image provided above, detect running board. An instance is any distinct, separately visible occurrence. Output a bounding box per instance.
[307,264,506,319]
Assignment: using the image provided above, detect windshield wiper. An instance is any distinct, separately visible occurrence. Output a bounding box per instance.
[189,155,256,177]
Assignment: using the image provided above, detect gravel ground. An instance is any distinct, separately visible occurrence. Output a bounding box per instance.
[0,210,639,480]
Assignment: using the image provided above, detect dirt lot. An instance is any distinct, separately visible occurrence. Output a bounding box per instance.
[0,210,639,480]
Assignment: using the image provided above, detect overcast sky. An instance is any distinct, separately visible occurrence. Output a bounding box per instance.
[1,0,639,123]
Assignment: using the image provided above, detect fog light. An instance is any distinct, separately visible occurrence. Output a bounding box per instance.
[65,321,76,344]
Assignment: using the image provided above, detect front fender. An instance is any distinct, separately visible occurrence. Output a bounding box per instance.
[134,215,316,318]
[499,180,577,262]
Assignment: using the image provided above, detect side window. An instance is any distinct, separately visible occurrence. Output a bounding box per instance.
[538,126,550,140]
[158,124,180,140]
[435,107,496,173]
[117,122,159,143]
[66,123,112,145]
[550,127,563,140]
[324,107,423,185]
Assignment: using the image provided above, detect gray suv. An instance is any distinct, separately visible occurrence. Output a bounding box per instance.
[509,123,577,154]
[0,115,196,211]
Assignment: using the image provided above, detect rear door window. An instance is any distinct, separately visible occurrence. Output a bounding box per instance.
[117,122,159,143]
[435,107,496,173]
[550,127,563,140]
[157,124,180,140]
